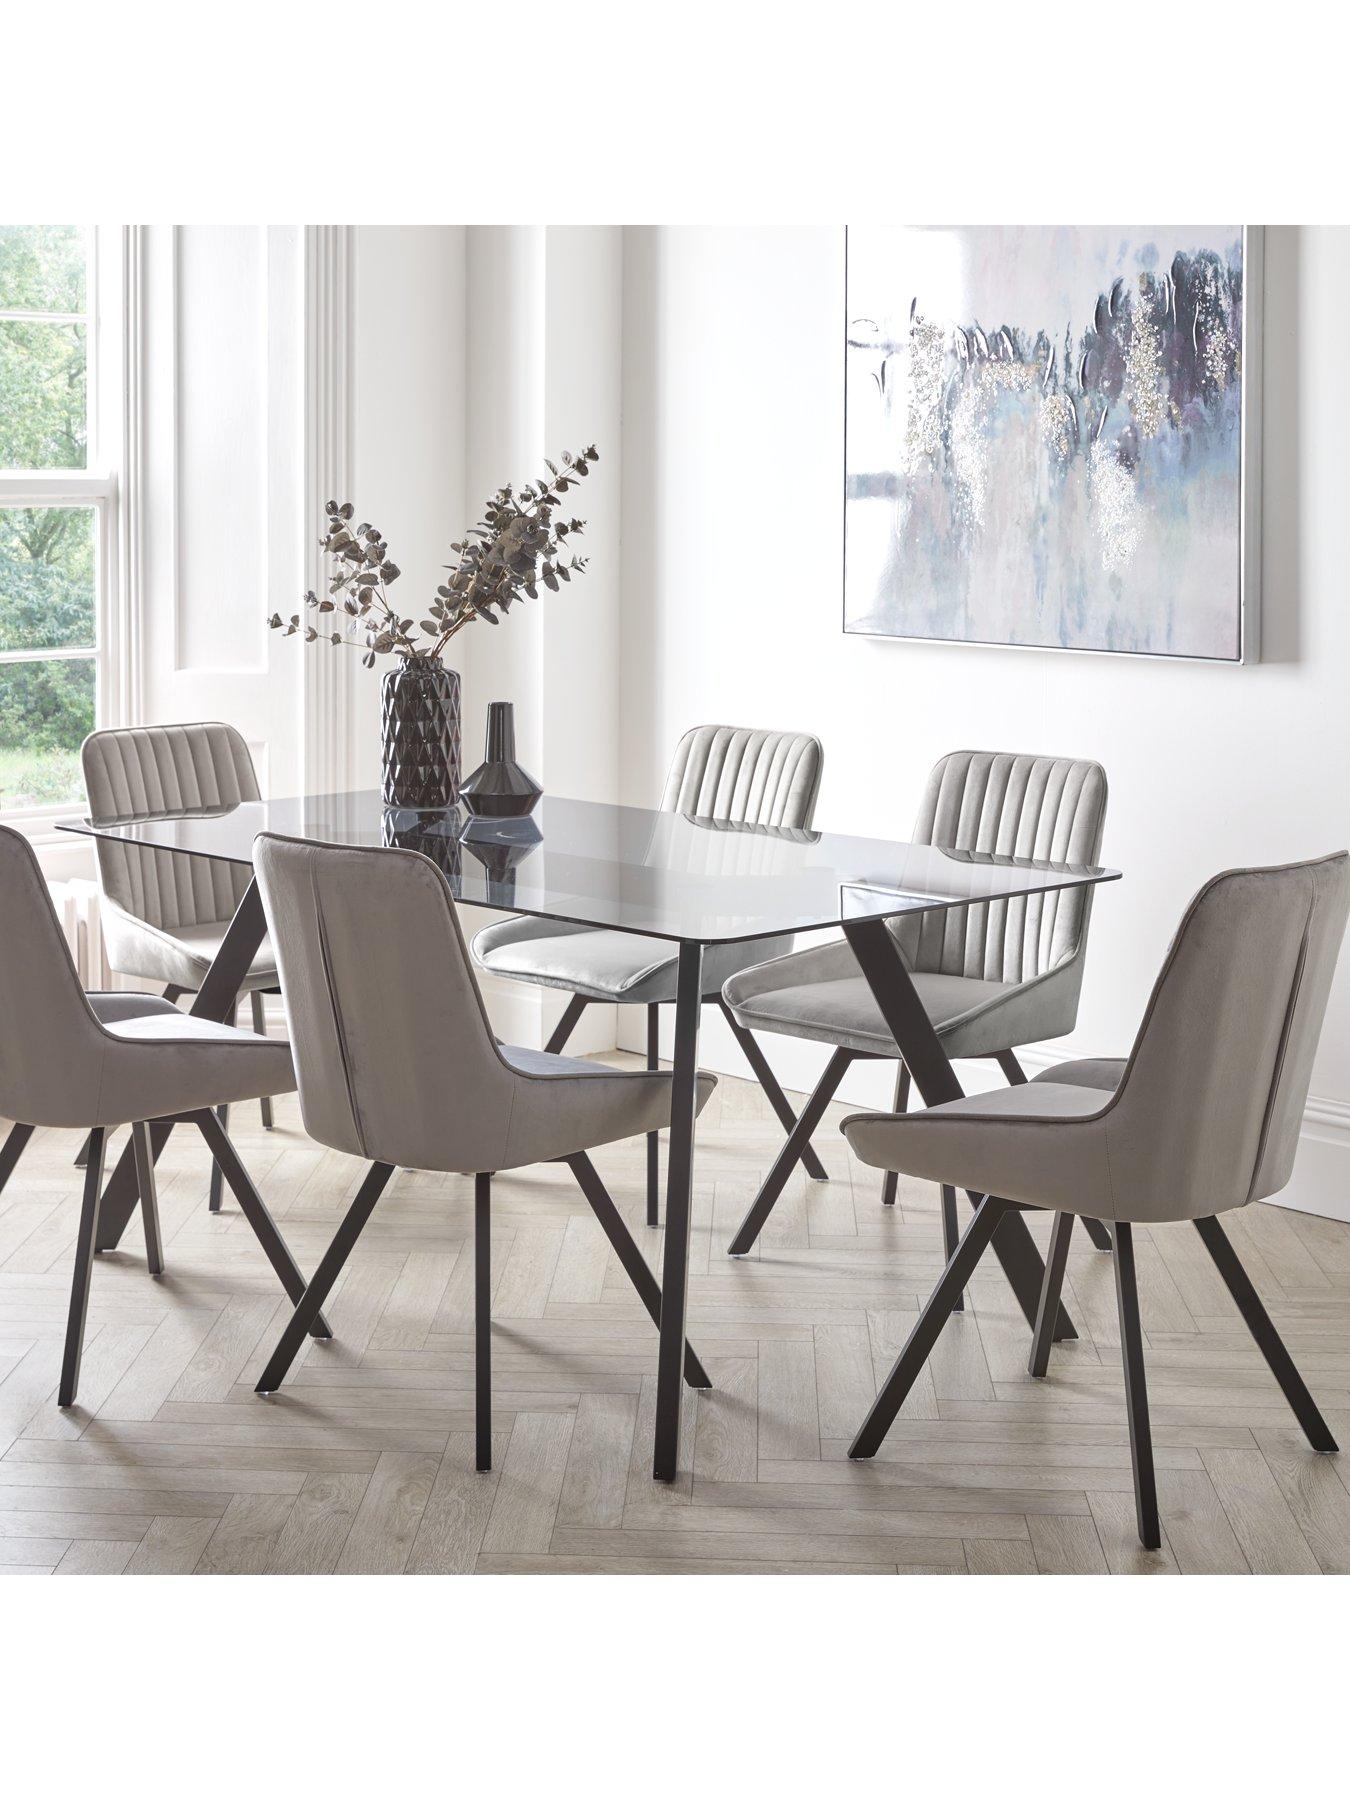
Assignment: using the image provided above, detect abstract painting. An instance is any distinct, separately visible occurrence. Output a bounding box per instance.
[844,227,1260,661]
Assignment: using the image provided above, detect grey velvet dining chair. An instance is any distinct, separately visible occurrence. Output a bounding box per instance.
[0,824,322,1411]
[471,723,824,1226]
[722,748,1113,1268]
[251,832,717,1471]
[840,852,1350,1550]
[82,722,282,1208]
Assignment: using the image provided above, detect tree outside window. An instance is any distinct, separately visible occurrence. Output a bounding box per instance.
[0,224,99,812]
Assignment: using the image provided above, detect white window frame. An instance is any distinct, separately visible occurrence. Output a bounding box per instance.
[0,226,127,846]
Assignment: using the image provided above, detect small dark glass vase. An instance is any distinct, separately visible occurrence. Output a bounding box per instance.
[460,701,542,820]
[380,660,461,810]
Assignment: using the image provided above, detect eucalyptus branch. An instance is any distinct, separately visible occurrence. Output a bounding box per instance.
[268,447,597,668]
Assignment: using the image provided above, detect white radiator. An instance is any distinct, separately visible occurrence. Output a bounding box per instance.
[47,878,112,990]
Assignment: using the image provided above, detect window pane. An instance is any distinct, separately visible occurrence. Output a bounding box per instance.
[0,506,96,651]
[0,656,94,808]
[0,225,86,314]
[0,319,87,469]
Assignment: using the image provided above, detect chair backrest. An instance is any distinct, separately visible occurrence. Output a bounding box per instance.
[0,825,106,1126]
[896,750,1108,983]
[1108,853,1350,1213]
[254,833,517,1171]
[82,723,259,930]
[660,725,823,831]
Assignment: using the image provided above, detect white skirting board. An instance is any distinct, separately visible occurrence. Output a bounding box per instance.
[618,1005,1350,1228]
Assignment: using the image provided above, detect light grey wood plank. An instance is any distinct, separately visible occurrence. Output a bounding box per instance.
[757,1338,819,1463]
[53,1538,141,1575]
[693,1357,758,1482]
[195,1493,299,1575]
[266,1471,373,1574]
[406,1432,510,1574]
[334,1450,440,1574]
[1028,1512,1109,1573]
[1199,1445,1321,1574]
[556,1392,638,1530]
[481,1412,575,1554]
[125,1516,219,1574]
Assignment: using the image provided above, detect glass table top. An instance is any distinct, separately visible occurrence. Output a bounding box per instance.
[62,790,1120,945]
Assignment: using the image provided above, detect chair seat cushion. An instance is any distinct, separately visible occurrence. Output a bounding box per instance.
[472,920,799,1007]
[477,927,675,997]
[728,967,1015,1058]
[841,1080,1115,1216]
[101,904,277,996]
[1033,1056,1126,1093]
[74,1011,298,1126]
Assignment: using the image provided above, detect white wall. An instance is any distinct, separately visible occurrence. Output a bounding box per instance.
[617,224,1350,1219]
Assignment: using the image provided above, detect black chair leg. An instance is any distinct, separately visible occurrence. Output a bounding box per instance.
[255,1160,395,1394]
[1081,1217,1113,1251]
[1028,1212,1074,1376]
[849,1195,1014,1459]
[544,993,587,1055]
[131,1121,164,1276]
[880,1063,909,1206]
[941,1185,965,1312]
[1,1122,34,1199]
[476,1172,492,1471]
[566,1152,711,1387]
[251,991,275,1129]
[1195,1214,1338,1453]
[646,1003,660,1228]
[727,1049,855,1256]
[208,1103,229,1212]
[193,1110,331,1338]
[1113,1221,1160,1550]
[60,1128,106,1407]
[715,998,830,1184]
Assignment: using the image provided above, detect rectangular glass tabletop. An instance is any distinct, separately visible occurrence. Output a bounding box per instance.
[62,790,1120,944]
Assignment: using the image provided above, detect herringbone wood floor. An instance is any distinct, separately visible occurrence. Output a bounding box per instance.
[3,1055,1350,1575]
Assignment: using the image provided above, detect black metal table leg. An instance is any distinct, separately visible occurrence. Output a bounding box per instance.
[849,1194,1014,1458]
[646,1002,660,1228]
[1028,1212,1074,1376]
[545,994,588,1055]
[256,1160,395,1393]
[841,917,1075,1341]
[192,1108,330,1337]
[726,1049,855,1255]
[0,1121,34,1200]
[567,1151,711,1388]
[208,1102,230,1213]
[716,998,830,1183]
[880,1063,909,1206]
[59,1129,106,1407]
[93,880,267,1252]
[475,1172,492,1471]
[653,942,704,1481]
[131,1121,164,1276]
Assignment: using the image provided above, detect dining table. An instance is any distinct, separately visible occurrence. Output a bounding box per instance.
[64,790,1120,1481]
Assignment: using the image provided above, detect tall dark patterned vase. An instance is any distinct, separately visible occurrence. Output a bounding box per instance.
[380,660,461,809]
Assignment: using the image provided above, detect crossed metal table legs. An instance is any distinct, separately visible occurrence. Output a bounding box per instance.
[92,880,269,1252]
[85,885,1074,1485]
[652,917,1077,1482]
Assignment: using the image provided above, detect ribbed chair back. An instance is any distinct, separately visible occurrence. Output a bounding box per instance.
[895,750,1108,984]
[659,725,823,831]
[81,723,260,931]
